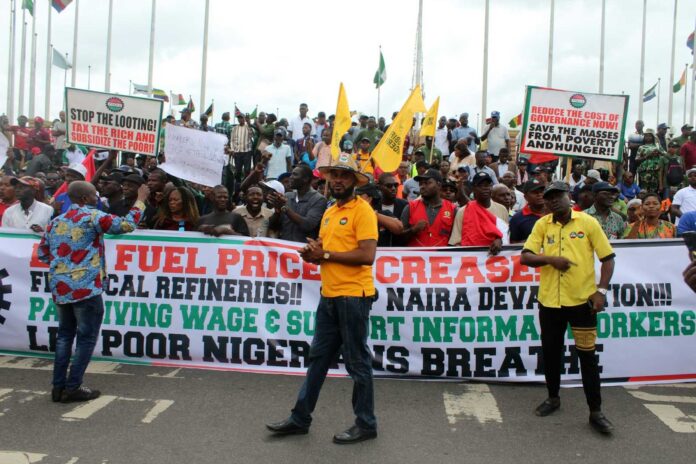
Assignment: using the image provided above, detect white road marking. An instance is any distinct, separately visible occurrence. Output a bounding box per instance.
[148,368,183,378]
[0,451,47,463]
[643,404,696,433]
[141,399,174,424]
[61,395,119,421]
[626,390,696,404]
[443,383,502,429]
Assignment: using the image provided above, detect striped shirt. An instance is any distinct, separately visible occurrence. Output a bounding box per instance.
[230,124,253,152]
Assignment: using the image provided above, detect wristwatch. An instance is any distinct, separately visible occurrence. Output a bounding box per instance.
[323,252,330,261]
[596,288,608,295]
[280,206,289,214]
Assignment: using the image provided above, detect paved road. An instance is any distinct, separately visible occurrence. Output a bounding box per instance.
[0,355,694,464]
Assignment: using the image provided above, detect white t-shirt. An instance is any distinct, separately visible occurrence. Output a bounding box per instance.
[485,124,509,156]
[265,143,293,179]
[673,186,696,215]
[1,200,54,230]
[289,116,315,141]
[54,120,67,150]
[434,127,449,157]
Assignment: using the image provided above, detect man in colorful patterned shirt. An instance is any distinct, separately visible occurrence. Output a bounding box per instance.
[38,180,149,403]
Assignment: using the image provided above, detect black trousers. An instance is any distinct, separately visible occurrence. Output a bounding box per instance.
[233,151,253,183]
[539,303,602,412]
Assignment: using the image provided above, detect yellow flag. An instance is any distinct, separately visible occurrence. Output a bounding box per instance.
[419,96,440,138]
[331,83,351,160]
[371,85,427,173]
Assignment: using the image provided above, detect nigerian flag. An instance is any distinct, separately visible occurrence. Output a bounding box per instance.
[373,51,386,88]
[23,0,34,15]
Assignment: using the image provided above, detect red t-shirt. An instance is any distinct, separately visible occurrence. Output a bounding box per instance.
[680,141,696,170]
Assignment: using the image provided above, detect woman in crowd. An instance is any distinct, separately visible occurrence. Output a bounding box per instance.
[153,185,200,231]
[623,192,675,239]
[448,140,474,174]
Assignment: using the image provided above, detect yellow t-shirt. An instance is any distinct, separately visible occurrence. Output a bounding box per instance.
[353,151,374,176]
[523,210,615,308]
[319,196,378,297]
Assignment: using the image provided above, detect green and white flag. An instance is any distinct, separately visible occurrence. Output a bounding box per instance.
[22,0,34,15]
[373,51,386,88]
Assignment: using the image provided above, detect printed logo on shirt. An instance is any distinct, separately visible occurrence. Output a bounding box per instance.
[443,210,452,218]
[324,218,330,225]
[339,217,348,225]
[546,235,555,245]
[569,231,585,239]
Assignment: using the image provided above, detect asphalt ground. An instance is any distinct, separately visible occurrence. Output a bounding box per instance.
[0,355,694,464]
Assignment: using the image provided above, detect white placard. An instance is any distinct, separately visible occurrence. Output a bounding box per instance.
[65,87,163,157]
[161,124,228,187]
[0,132,9,169]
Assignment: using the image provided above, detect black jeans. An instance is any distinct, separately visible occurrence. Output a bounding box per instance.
[539,303,602,412]
[291,296,376,431]
[233,151,253,183]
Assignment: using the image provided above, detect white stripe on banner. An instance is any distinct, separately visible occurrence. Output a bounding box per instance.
[0,230,694,386]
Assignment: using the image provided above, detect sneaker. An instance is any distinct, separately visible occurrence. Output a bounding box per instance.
[60,386,101,403]
[51,386,64,403]
[535,397,560,417]
[589,411,614,434]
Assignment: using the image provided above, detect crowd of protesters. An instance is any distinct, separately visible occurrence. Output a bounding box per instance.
[2,107,696,249]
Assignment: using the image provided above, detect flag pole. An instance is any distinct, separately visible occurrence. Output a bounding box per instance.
[547,0,554,87]
[88,65,91,90]
[638,0,647,121]
[481,0,490,121]
[105,0,113,91]
[685,63,689,125]
[598,0,605,93]
[7,0,17,123]
[377,45,381,121]
[667,0,677,128]
[71,0,79,87]
[656,78,661,129]
[62,53,68,109]
[45,1,52,120]
[147,0,156,97]
[691,15,696,124]
[28,11,36,118]
[18,5,27,117]
[200,0,210,115]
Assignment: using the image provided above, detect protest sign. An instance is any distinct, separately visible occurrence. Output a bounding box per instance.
[519,86,629,162]
[161,124,228,187]
[65,87,163,156]
[0,132,9,168]
[0,230,694,386]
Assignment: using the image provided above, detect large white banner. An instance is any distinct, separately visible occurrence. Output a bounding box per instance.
[161,124,228,187]
[65,87,163,157]
[0,230,693,385]
[519,86,630,162]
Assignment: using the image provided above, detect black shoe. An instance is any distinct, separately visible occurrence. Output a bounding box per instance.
[51,387,64,403]
[535,397,560,417]
[266,418,309,435]
[60,386,101,403]
[333,425,377,444]
[589,411,614,434]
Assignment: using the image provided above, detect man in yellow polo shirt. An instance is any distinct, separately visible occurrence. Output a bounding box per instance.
[266,153,379,444]
[520,181,616,434]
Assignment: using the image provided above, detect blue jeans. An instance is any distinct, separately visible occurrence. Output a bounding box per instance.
[291,296,376,431]
[52,294,104,390]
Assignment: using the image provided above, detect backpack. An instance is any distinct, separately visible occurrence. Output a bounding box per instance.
[665,157,684,186]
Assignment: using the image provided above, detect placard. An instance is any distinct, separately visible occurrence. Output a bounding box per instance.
[65,87,163,156]
[161,124,228,187]
[519,86,629,162]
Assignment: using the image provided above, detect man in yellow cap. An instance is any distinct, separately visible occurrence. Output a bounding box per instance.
[266,153,379,444]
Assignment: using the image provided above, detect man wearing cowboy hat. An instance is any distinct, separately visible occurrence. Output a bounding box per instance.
[267,153,379,445]
[1,176,53,231]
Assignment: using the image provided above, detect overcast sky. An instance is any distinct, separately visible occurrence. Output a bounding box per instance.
[1,0,695,133]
